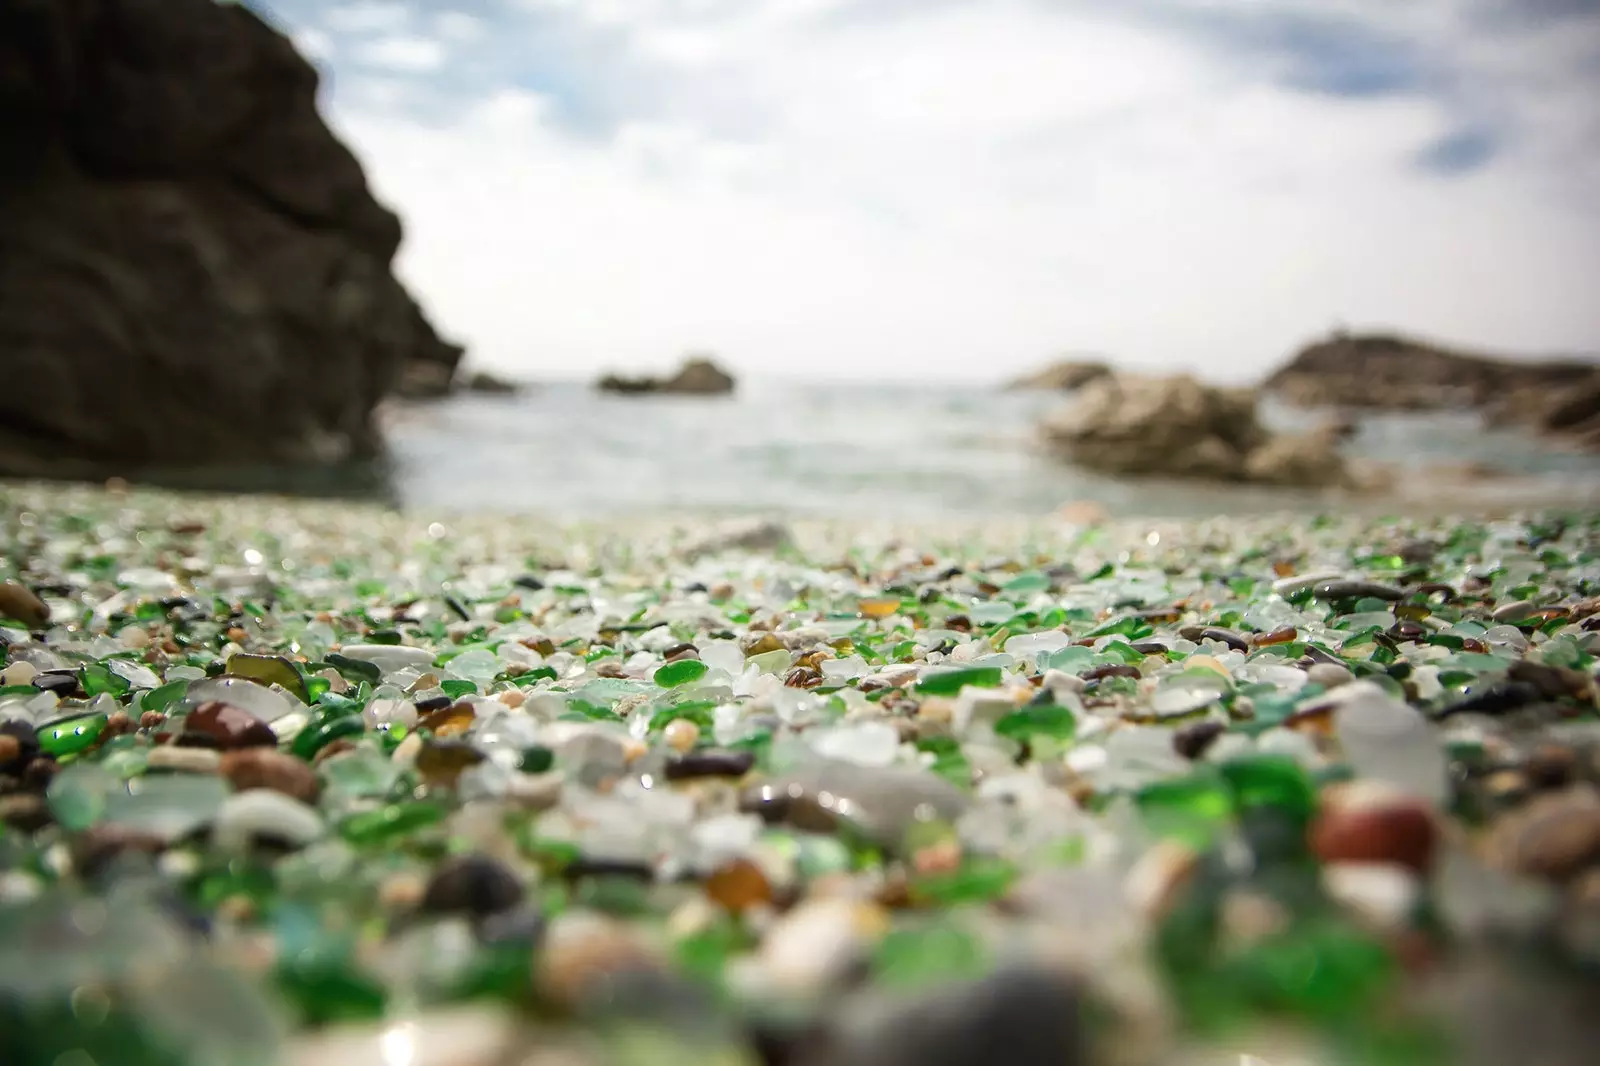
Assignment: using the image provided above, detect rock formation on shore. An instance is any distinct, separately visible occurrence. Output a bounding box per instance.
[1007,358,1111,392]
[0,0,461,479]
[1042,373,1352,487]
[597,356,736,396]
[1265,331,1600,450]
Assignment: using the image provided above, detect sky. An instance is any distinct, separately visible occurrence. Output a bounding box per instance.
[249,0,1600,383]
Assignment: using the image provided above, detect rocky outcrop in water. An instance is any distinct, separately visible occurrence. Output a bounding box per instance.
[1042,373,1352,487]
[1265,331,1600,450]
[597,356,736,396]
[0,0,461,479]
[1007,359,1111,392]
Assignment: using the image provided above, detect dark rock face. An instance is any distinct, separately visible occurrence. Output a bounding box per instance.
[0,0,462,479]
[1265,331,1600,450]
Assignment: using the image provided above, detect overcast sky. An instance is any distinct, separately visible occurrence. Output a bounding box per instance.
[254,0,1600,383]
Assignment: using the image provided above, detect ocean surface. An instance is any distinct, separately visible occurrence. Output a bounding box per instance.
[372,380,1600,519]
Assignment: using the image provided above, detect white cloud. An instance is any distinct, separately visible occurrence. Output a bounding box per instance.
[291,27,335,62]
[434,11,487,43]
[323,1,414,35]
[352,35,448,73]
[315,0,1600,381]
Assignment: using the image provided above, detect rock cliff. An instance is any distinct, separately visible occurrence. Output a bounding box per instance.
[0,0,461,479]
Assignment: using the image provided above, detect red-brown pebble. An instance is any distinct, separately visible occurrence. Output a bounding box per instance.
[1310,786,1437,874]
[185,701,277,750]
[219,748,320,804]
[704,858,774,913]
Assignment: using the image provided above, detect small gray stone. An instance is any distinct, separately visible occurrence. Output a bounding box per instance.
[1306,662,1354,689]
[212,789,324,852]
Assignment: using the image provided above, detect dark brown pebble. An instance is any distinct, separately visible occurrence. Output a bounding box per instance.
[1311,794,1437,873]
[1437,681,1543,718]
[139,711,167,730]
[1083,664,1140,683]
[0,793,52,831]
[784,667,822,689]
[1130,641,1170,655]
[1252,626,1298,647]
[1397,540,1437,564]
[184,701,277,749]
[1389,621,1426,642]
[32,671,82,698]
[1508,661,1591,700]
[477,905,546,947]
[1525,746,1578,790]
[1312,581,1404,602]
[564,856,655,881]
[665,749,757,781]
[1136,608,1182,623]
[1198,627,1249,651]
[0,721,38,774]
[72,825,168,880]
[1173,719,1225,760]
[421,854,525,918]
[22,756,58,789]
[414,694,453,713]
[664,643,700,663]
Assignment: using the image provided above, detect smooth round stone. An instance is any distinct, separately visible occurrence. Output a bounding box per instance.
[1322,862,1420,931]
[1333,685,1449,806]
[0,581,49,627]
[213,788,325,852]
[146,746,222,774]
[337,644,438,674]
[741,759,970,847]
[1172,719,1225,761]
[754,896,887,995]
[1492,600,1536,623]
[420,855,525,919]
[0,661,37,687]
[1312,580,1404,602]
[1488,784,1600,881]
[185,701,278,750]
[1306,662,1354,689]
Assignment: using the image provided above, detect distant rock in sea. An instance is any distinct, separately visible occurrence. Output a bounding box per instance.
[0,0,460,479]
[597,355,736,396]
[1040,372,1352,488]
[1264,330,1600,451]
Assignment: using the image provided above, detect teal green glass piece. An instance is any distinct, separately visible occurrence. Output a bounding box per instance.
[873,925,988,989]
[915,666,1003,695]
[339,800,447,845]
[908,856,1016,905]
[1136,770,1234,849]
[994,702,1077,743]
[1219,755,1316,825]
[81,663,131,697]
[325,653,380,685]
[274,951,388,1027]
[47,762,119,830]
[141,679,189,713]
[654,659,709,688]
[290,713,365,761]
